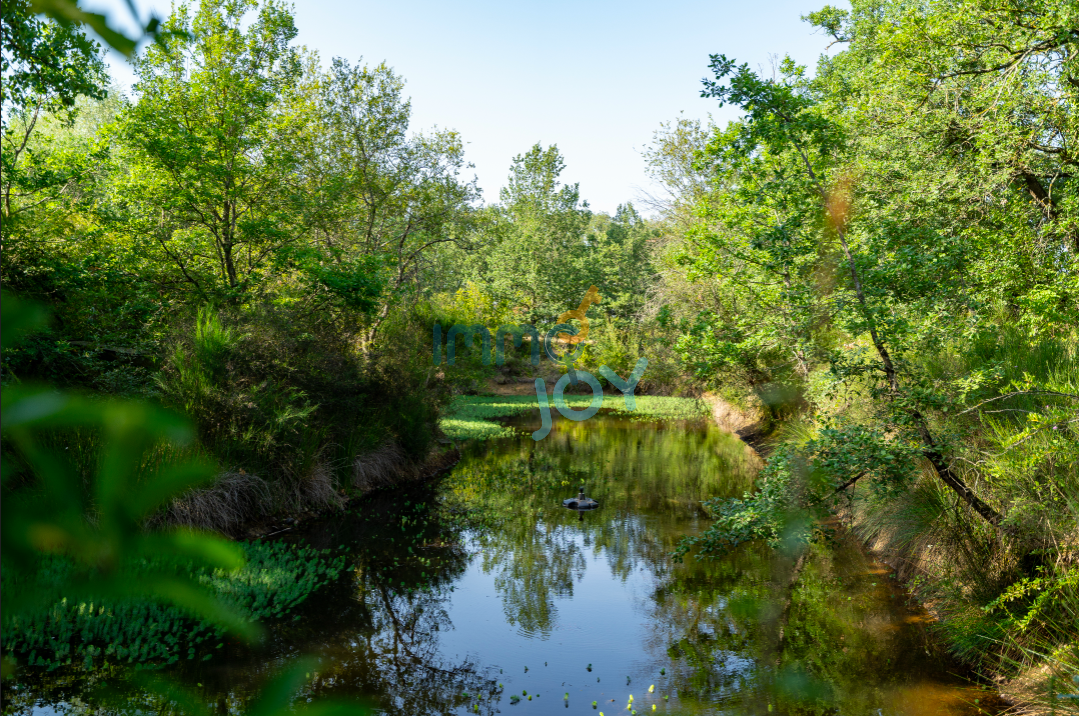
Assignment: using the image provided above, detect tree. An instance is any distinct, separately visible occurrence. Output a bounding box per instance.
[685,53,1005,526]
[1,1,106,238]
[639,114,717,232]
[0,0,106,122]
[808,0,1079,334]
[294,57,480,342]
[581,203,657,323]
[473,143,593,324]
[114,0,304,300]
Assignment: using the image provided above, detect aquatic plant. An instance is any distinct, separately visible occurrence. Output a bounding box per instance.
[439,395,708,441]
[2,541,346,670]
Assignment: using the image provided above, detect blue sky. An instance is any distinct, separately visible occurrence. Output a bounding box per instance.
[90,0,839,214]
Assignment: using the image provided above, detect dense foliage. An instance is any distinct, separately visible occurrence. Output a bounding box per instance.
[3,0,1078,708]
[645,0,1079,698]
[2,541,345,670]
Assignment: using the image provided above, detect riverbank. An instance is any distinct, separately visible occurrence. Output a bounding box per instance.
[4,397,1026,714]
[695,394,1077,715]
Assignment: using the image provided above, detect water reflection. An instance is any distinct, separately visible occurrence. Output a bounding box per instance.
[6,411,1006,716]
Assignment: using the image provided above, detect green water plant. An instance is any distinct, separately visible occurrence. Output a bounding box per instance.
[439,395,708,441]
[2,296,254,674]
[1,292,363,713]
[3,541,346,670]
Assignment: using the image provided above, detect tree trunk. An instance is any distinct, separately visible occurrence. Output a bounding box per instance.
[835,228,1003,528]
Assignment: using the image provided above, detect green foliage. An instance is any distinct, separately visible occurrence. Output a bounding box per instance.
[158,307,316,472]
[985,567,1079,643]
[663,45,1077,660]
[580,315,641,383]
[675,424,921,560]
[674,447,809,560]
[276,246,385,313]
[156,305,440,491]
[2,541,346,671]
[116,0,303,298]
[24,0,180,59]
[299,56,479,341]
[1,294,365,712]
[1,294,253,656]
[0,0,106,118]
[650,0,1079,680]
[467,143,593,324]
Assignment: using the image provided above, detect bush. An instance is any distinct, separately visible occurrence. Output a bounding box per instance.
[157,304,444,508]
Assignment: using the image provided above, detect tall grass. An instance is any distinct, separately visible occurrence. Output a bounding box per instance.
[854,326,1079,682]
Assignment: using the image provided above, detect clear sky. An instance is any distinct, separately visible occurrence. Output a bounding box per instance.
[90,0,839,215]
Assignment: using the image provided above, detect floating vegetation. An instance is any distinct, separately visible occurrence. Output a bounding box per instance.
[439,396,707,441]
[2,541,346,671]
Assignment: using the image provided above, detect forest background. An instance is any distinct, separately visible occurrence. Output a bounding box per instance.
[2,0,1077,710]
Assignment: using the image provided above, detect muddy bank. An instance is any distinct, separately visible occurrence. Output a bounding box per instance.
[152,440,461,541]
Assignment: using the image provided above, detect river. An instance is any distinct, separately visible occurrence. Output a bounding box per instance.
[11,410,1007,715]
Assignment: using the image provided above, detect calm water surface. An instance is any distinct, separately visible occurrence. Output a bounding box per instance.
[11,412,1006,715]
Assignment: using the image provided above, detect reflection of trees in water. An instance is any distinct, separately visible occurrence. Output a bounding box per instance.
[448,416,966,715]
[283,483,503,715]
[10,417,977,716]
[771,534,972,715]
[634,529,975,716]
[46,482,503,716]
[637,541,776,709]
[300,569,502,716]
[480,521,586,636]
[6,567,502,716]
[448,416,756,641]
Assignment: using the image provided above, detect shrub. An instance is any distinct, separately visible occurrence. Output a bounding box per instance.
[157,304,445,513]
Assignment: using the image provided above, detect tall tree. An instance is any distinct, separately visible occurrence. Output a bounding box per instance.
[687,53,1006,524]
[474,143,592,324]
[295,57,480,342]
[580,203,657,323]
[114,0,303,300]
[808,0,1079,333]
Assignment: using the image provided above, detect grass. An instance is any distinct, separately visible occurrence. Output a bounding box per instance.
[438,395,710,441]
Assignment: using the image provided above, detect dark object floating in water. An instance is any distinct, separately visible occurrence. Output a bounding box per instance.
[563,486,599,510]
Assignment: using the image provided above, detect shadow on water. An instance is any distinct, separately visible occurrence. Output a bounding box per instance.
[6,411,1008,715]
